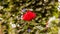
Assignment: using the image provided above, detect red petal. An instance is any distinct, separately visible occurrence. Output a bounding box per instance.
[23,10,36,21]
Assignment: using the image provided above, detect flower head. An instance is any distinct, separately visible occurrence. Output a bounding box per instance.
[22,10,36,21]
[58,6,60,11]
[58,0,60,2]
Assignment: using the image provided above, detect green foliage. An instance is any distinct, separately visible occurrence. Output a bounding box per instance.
[0,0,59,34]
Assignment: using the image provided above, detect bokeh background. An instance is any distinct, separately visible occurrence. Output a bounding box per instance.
[0,0,60,34]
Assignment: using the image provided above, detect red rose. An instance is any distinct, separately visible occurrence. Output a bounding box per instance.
[22,10,36,21]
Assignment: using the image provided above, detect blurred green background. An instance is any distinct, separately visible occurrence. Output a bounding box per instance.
[0,0,59,34]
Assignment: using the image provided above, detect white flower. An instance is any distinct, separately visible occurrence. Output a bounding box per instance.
[22,9,33,12]
[48,16,56,23]
[0,6,3,10]
[21,15,23,19]
[11,24,16,28]
[47,16,56,27]
[22,9,27,12]
[58,0,60,2]
[28,9,33,11]
[58,6,60,11]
